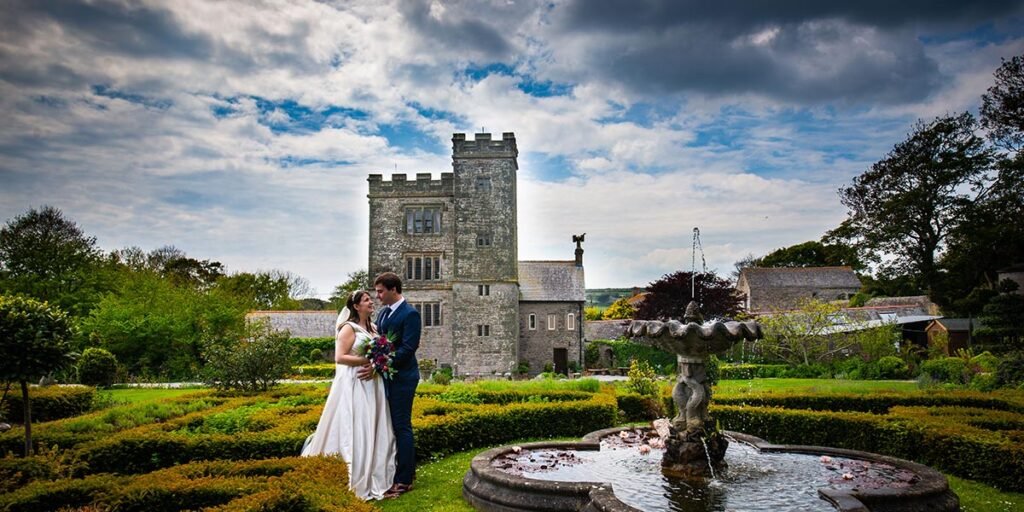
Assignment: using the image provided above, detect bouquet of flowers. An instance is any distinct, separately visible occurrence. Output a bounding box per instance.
[360,332,396,380]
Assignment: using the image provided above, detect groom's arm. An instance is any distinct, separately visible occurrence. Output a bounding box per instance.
[392,309,421,368]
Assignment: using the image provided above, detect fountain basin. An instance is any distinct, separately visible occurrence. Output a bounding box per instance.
[462,426,958,512]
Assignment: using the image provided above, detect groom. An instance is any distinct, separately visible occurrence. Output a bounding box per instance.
[363,272,419,498]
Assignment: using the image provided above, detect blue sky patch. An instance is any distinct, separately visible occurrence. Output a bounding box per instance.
[462,62,515,81]
[92,85,172,109]
[377,121,446,154]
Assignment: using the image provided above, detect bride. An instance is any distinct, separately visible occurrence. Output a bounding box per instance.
[302,290,396,500]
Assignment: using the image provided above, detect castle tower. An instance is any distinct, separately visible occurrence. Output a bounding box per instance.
[450,132,520,375]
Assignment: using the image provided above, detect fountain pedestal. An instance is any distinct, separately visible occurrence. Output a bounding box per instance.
[628,301,761,480]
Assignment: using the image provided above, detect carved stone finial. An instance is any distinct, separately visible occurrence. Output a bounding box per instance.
[683,301,703,324]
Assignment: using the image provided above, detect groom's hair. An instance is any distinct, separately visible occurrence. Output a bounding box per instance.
[374,272,402,293]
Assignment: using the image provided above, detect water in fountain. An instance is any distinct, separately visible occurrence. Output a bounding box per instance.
[498,440,919,512]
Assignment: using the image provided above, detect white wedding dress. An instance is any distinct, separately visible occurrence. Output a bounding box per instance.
[302,322,396,500]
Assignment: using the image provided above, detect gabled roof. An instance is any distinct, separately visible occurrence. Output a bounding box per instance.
[739,266,861,289]
[930,318,984,332]
[519,261,585,302]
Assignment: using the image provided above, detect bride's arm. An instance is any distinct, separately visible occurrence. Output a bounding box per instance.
[335,324,370,366]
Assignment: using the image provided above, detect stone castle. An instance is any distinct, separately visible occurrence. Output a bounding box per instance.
[367,132,585,377]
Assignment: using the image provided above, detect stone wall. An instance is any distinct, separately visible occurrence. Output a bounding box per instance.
[402,289,454,369]
[246,311,337,338]
[452,282,519,376]
[518,302,583,376]
[750,286,859,312]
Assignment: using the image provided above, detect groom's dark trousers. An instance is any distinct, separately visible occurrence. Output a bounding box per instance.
[380,301,420,486]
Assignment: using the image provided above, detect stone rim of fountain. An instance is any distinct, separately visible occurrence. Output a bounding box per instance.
[462,426,959,512]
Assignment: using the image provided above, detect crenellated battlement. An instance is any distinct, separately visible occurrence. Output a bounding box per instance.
[368,172,454,198]
[452,132,517,160]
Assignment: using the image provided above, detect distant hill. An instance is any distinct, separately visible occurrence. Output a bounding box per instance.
[586,288,639,308]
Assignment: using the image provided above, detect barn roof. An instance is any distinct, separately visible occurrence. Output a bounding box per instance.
[739,266,861,289]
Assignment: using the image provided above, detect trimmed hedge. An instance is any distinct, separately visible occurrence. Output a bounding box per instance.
[714,403,1024,492]
[2,385,95,423]
[0,456,374,512]
[288,337,334,363]
[1,384,616,483]
[288,363,336,380]
[712,391,1024,414]
[616,393,664,421]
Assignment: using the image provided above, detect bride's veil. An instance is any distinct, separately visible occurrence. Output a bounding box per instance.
[336,304,352,331]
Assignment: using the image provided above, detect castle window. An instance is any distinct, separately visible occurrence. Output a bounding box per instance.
[413,302,442,327]
[547,314,556,330]
[477,234,491,247]
[478,284,490,296]
[529,314,536,330]
[405,254,441,281]
[567,313,576,331]
[405,206,442,235]
[477,324,490,337]
[475,176,491,192]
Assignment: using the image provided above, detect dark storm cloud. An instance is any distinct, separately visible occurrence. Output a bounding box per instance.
[1,0,214,60]
[398,1,514,59]
[551,0,1024,103]
[559,0,1024,34]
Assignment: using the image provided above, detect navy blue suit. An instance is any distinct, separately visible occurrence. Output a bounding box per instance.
[378,300,420,485]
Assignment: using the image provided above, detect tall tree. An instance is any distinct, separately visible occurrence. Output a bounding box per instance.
[329,270,369,309]
[827,113,993,294]
[980,54,1024,153]
[214,271,300,310]
[0,206,106,317]
[745,240,863,271]
[0,295,74,455]
[635,270,743,321]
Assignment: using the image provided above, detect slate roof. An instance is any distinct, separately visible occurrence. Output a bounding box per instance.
[739,266,862,289]
[998,263,1024,273]
[932,318,984,332]
[518,261,585,302]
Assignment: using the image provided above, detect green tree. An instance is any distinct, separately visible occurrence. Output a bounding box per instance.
[753,240,863,271]
[0,295,75,455]
[981,54,1024,153]
[329,270,369,309]
[601,298,635,320]
[828,113,993,294]
[635,271,743,321]
[214,271,300,310]
[82,271,246,379]
[759,299,855,366]
[0,206,106,317]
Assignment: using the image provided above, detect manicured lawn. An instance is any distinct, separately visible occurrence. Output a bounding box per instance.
[99,387,207,404]
[949,475,1024,512]
[714,378,919,395]
[373,443,1024,512]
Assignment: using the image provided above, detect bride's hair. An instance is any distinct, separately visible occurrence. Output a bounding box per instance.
[339,290,371,331]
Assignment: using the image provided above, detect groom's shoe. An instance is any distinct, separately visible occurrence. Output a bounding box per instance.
[383,483,412,498]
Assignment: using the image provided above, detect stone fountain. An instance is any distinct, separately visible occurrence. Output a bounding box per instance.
[626,300,761,479]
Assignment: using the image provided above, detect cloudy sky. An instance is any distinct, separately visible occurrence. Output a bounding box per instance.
[1,0,1023,297]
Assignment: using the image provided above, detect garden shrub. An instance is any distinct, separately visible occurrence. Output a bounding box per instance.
[588,339,677,374]
[617,393,664,421]
[287,337,334,364]
[77,348,118,388]
[1,385,95,423]
[626,359,658,396]
[970,351,1000,373]
[921,357,969,384]
[713,389,1024,414]
[877,355,910,379]
[996,352,1024,388]
[785,363,831,378]
[970,373,999,392]
[202,320,295,392]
